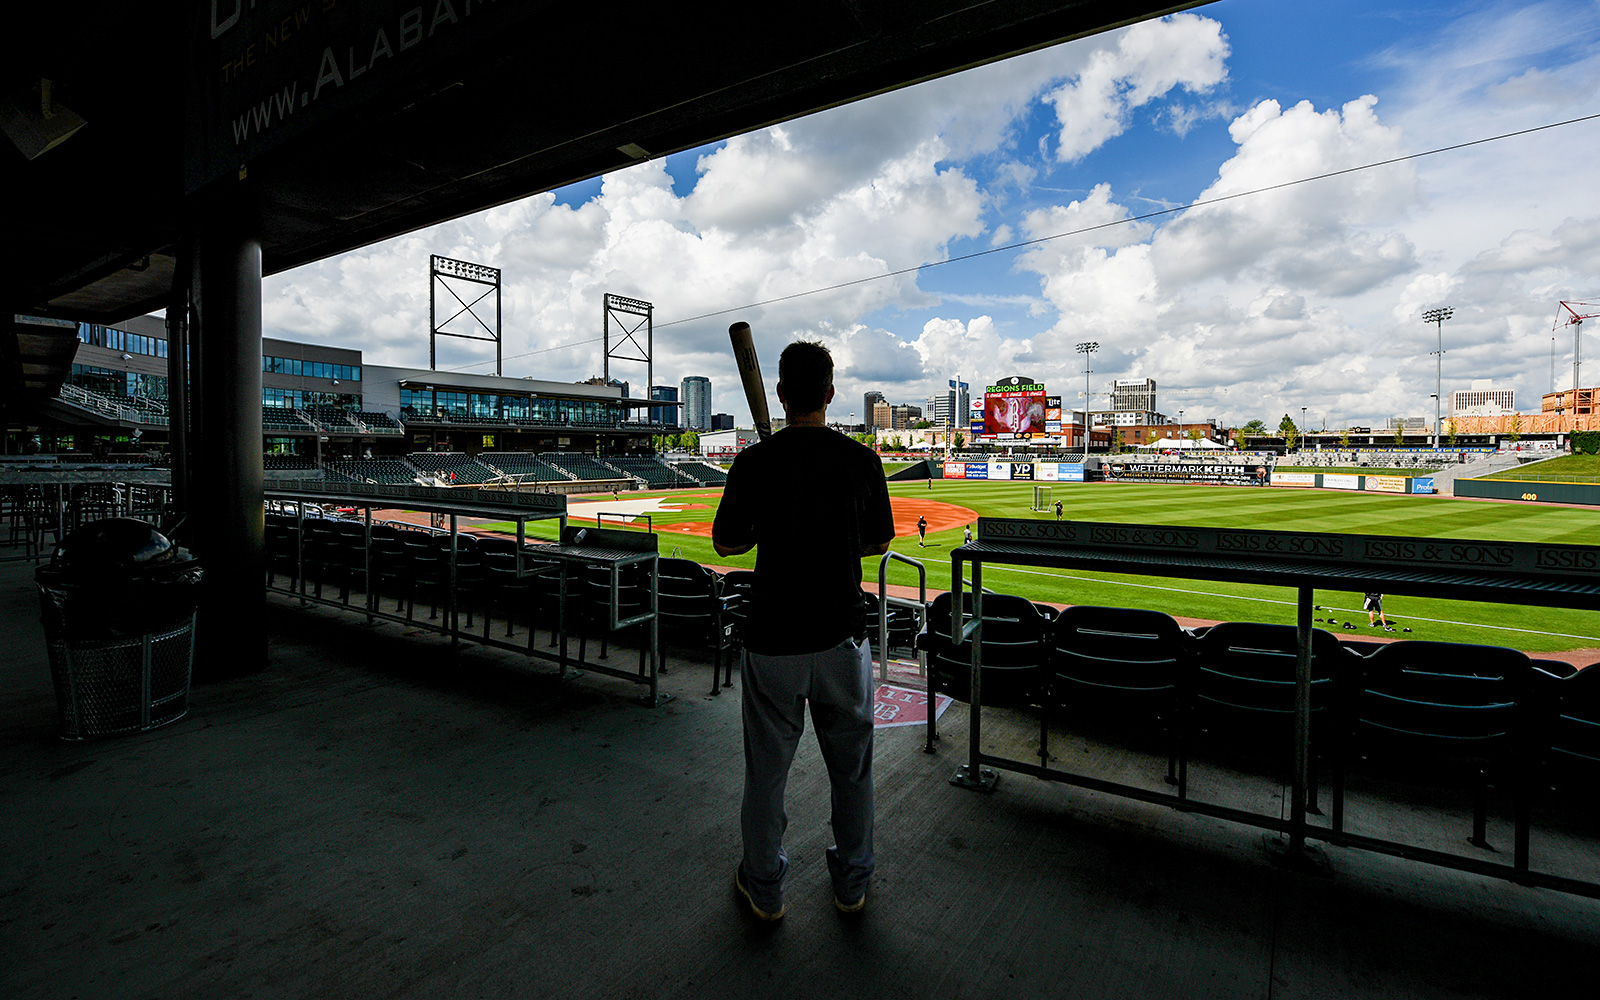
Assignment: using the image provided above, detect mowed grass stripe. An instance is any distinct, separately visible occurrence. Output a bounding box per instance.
[887,480,1600,651]
[479,477,1600,652]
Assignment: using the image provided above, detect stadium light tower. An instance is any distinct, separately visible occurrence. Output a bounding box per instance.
[1076,342,1098,451]
[1301,406,1307,452]
[1423,307,1453,448]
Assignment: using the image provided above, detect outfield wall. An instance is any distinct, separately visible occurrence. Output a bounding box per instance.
[1270,471,1435,494]
[939,461,1087,482]
[1454,478,1600,506]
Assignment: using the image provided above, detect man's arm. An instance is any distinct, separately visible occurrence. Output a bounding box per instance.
[860,539,891,557]
[711,457,755,557]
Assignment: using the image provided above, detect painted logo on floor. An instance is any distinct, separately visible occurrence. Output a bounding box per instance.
[874,684,952,728]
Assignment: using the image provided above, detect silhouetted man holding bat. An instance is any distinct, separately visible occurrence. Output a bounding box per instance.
[713,340,894,921]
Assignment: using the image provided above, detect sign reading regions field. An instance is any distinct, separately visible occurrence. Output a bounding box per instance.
[982,375,1048,440]
[186,0,536,192]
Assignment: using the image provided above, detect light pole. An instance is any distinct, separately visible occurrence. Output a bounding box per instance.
[1178,408,1184,450]
[1423,307,1453,448]
[1075,342,1098,452]
[1301,406,1307,452]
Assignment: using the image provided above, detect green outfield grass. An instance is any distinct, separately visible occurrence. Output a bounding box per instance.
[484,479,1600,654]
[1481,453,1600,482]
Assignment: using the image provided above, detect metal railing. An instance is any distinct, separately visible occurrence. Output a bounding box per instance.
[58,384,169,425]
[876,550,927,683]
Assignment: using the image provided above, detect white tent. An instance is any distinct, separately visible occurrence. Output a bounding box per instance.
[1137,436,1224,450]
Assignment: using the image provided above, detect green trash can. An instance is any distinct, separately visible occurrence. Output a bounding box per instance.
[36,518,202,740]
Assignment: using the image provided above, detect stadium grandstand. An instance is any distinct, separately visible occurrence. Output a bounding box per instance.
[541,453,628,483]
[404,452,498,485]
[324,458,427,485]
[671,460,729,485]
[478,452,577,482]
[606,456,699,488]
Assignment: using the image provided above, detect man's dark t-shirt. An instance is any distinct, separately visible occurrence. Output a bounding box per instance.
[713,426,895,655]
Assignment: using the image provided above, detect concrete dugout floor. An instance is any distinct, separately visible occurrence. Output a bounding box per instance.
[2,555,1598,999]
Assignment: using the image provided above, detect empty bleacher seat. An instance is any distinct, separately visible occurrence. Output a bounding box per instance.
[406,452,497,484]
[541,453,625,482]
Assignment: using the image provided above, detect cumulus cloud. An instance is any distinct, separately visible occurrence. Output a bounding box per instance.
[1044,12,1229,161]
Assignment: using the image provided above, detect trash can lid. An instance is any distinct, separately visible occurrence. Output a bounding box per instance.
[51,518,186,573]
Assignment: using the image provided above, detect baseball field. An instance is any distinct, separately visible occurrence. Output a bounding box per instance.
[487,478,1600,656]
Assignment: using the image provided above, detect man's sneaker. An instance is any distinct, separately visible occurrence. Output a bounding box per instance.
[833,887,866,914]
[1384,625,1397,632]
[734,866,784,921]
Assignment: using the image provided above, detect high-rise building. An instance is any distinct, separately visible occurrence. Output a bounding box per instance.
[862,391,886,431]
[872,400,892,431]
[924,379,969,429]
[1112,378,1156,412]
[680,376,711,430]
[649,384,678,426]
[889,403,922,429]
[1450,380,1514,415]
[711,413,734,430]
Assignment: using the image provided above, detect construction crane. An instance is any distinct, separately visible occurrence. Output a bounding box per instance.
[1553,300,1600,409]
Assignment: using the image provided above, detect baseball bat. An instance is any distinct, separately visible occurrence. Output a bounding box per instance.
[728,321,773,440]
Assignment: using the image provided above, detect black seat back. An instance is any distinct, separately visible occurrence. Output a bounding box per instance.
[1359,641,1530,752]
[1050,605,1187,700]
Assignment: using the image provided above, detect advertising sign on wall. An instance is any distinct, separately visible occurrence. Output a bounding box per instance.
[1323,474,1360,490]
[1035,463,1059,481]
[1043,396,1063,435]
[943,462,966,479]
[1365,475,1408,494]
[964,463,989,480]
[1011,462,1035,481]
[1060,464,1086,482]
[1411,477,1434,494]
[987,462,1013,481]
[1271,472,1317,488]
[1105,463,1267,486]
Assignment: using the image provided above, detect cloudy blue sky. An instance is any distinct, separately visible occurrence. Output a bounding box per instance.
[262,0,1600,432]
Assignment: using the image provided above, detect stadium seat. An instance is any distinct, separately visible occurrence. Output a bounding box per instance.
[1531,661,1600,777]
[656,558,737,695]
[1339,640,1534,859]
[1044,606,1191,792]
[573,560,650,673]
[1189,622,1362,815]
[917,591,1049,710]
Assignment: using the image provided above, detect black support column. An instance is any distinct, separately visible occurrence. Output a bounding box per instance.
[192,188,266,677]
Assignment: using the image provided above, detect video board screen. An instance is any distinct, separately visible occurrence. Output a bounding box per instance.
[982,380,1047,439]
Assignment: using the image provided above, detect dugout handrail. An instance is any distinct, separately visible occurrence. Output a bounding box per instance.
[948,516,1600,900]
[878,550,934,752]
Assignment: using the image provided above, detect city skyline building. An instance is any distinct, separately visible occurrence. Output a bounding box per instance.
[680,375,711,430]
[1112,378,1156,412]
[862,390,886,431]
[649,384,678,427]
[1450,380,1515,415]
[889,403,922,429]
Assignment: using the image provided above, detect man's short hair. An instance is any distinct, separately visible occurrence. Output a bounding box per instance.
[778,340,833,413]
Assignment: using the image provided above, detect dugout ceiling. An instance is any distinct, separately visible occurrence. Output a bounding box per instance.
[3,1,1204,325]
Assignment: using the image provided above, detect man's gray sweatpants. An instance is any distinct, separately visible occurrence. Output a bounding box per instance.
[740,637,875,908]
